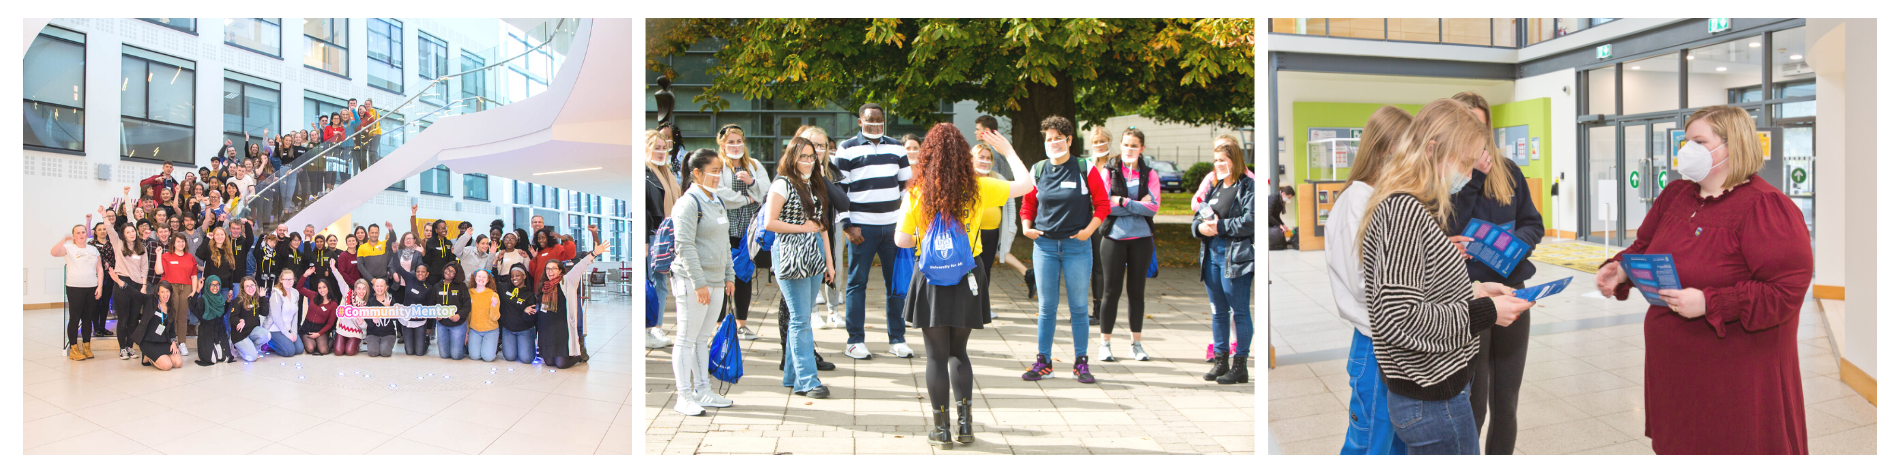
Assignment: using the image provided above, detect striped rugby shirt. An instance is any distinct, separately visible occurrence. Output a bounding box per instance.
[1360,193,1498,401]
[831,134,911,227]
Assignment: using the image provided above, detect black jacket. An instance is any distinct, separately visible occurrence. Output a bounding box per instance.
[1448,161,1544,286]
[433,281,471,327]
[1194,176,1255,280]
[497,281,540,333]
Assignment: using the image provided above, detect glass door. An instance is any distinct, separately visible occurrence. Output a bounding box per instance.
[1583,124,1617,244]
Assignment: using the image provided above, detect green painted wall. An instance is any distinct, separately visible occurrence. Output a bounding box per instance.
[1286,99,1553,229]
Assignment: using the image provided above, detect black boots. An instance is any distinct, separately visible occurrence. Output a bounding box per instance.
[928,405,954,449]
[1204,354,1229,381]
[1217,355,1250,384]
[1023,272,1037,300]
[955,398,974,444]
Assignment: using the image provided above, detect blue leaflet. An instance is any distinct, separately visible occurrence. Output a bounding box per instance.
[1620,254,1682,306]
[1513,277,1572,302]
[1460,219,1531,277]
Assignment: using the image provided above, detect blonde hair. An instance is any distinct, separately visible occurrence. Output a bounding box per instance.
[1684,105,1764,189]
[1089,127,1114,166]
[1355,99,1491,258]
[1346,106,1413,185]
[972,144,1003,179]
[645,129,682,214]
[715,124,758,174]
[1450,91,1516,204]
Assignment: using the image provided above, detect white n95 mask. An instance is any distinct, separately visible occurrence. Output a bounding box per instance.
[1674,141,1727,183]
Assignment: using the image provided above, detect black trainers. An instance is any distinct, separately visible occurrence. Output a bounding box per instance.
[802,386,830,399]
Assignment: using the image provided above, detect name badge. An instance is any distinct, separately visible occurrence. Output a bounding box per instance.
[715,216,728,225]
[1060,182,1078,189]
[155,324,165,335]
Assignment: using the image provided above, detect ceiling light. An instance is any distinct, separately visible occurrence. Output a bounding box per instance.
[1631,66,1641,70]
[1749,42,1761,48]
[1791,55,1803,60]
[1686,55,1695,60]
[534,167,603,176]
[1716,67,1728,72]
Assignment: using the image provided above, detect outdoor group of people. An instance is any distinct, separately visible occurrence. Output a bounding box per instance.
[644,104,1255,450]
[54,163,607,373]
[1326,93,1813,455]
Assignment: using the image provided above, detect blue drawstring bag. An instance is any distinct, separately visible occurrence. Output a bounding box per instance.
[731,247,755,283]
[918,213,976,286]
[706,299,744,383]
[891,247,915,297]
[1147,240,1160,278]
[645,280,661,328]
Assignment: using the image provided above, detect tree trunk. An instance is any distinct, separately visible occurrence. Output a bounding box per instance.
[1008,70,1077,171]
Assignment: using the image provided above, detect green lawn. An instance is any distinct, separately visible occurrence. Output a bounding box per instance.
[1157,191,1196,216]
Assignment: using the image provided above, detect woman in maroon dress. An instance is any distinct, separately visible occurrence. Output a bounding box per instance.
[1594,105,1812,454]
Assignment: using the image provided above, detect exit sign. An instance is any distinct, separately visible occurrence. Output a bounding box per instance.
[1596,44,1613,60]
[1710,18,1731,33]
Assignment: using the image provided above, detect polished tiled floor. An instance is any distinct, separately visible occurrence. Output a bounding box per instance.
[23,292,635,455]
[645,266,1256,455]
[1266,242,1877,455]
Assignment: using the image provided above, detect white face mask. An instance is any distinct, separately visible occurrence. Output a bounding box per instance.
[860,121,884,140]
[1121,146,1141,164]
[1091,145,1112,159]
[1045,139,1068,159]
[1674,141,1728,183]
[723,144,745,160]
[798,159,815,180]
[648,149,667,166]
[1215,169,1232,180]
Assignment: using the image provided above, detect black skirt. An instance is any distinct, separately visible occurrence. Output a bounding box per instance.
[139,341,173,358]
[300,320,327,335]
[900,263,991,330]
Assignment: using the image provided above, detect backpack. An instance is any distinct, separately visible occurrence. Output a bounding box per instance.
[647,198,702,274]
[746,207,774,259]
[918,212,977,287]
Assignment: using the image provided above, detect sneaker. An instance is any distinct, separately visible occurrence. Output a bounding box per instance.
[845,343,872,360]
[657,327,674,346]
[889,342,915,358]
[119,347,133,360]
[1022,354,1054,381]
[1129,341,1151,361]
[674,396,706,416]
[1099,340,1117,362]
[1074,357,1097,384]
[644,330,669,349]
[179,346,188,357]
[800,386,831,399]
[694,389,733,408]
[737,326,760,340]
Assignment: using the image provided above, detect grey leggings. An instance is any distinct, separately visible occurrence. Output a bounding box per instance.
[364,334,398,357]
[1470,295,1530,455]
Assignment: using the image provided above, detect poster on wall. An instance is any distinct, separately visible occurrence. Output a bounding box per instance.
[1497,125,1531,166]
[1530,137,1541,161]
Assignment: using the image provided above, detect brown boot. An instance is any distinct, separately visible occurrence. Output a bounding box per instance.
[68,344,86,361]
[80,342,95,359]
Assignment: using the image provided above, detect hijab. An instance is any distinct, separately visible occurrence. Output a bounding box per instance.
[201,276,227,320]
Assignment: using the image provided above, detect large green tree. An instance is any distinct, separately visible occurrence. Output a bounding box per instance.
[648,18,1253,162]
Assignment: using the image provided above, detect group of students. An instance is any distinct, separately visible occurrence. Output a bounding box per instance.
[54,164,608,373]
[643,104,1255,450]
[1325,93,1814,455]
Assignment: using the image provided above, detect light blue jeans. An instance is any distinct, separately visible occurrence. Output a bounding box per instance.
[778,273,823,392]
[469,328,500,362]
[1342,331,1408,455]
[233,330,272,361]
[501,328,537,364]
[1033,236,1092,359]
[268,331,303,357]
[1389,380,1479,455]
[437,323,469,360]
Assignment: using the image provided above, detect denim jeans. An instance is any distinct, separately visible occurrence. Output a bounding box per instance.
[1032,237,1092,359]
[778,273,823,392]
[1388,380,1479,455]
[845,223,906,345]
[437,323,469,360]
[501,328,537,364]
[1342,331,1407,455]
[647,267,669,329]
[469,329,500,362]
[234,330,272,361]
[268,331,303,357]
[1203,238,1253,357]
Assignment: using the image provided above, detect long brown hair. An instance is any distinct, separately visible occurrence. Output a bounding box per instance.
[1450,91,1516,204]
[774,136,831,229]
[912,123,978,226]
[1347,106,1414,185]
[207,226,236,268]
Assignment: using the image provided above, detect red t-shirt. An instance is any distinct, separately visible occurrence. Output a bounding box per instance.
[530,240,576,286]
[158,251,198,285]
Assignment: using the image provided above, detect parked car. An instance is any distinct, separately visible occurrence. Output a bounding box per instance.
[1151,159,1185,192]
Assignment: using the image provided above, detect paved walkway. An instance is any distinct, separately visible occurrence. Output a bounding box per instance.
[644,266,1256,455]
[1266,243,1876,455]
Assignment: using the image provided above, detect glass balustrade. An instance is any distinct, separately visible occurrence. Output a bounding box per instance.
[233,18,577,230]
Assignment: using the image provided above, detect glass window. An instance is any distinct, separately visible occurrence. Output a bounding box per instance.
[461,51,487,113]
[1772,27,1812,98]
[421,165,451,195]
[515,181,532,205]
[303,18,348,77]
[464,174,489,201]
[141,18,195,34]
[1586,66,1616,115]
[1688,35,1764,109]
[387,177,405,191]
[418,33,448,105]
[543,186,560,209]
[303,92,345,136]
[225,18,280,57]
[1267,19,1326,35]
[504,32,552,103]
[367,19,403,94]
[24,28,85,152]
[1442,19,1494,46]
[121,47,196,163]
[569,215,585,252]
[1622,52,1680,115]
[568,190,582,212]
[1327,18,1385,40]
[223,73,280,149]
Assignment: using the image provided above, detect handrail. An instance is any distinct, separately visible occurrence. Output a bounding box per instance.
[265,18,575,184]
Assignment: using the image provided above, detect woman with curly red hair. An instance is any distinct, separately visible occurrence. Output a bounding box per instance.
[896,123,1033,449]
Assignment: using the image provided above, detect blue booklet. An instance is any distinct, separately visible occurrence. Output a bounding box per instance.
[1514,277,1573,303]
[1460,219,1530,277]
[1620,254,1682,306]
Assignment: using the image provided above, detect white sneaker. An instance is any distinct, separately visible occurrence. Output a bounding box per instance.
[826,313,845,330]
[119,347,133,360]
[645,330,669,349]
[654,327,675,346]
[1130,341,1151,361]
[694,389,734,408]
[674,395,706,416]
[889,342,915,358]
[1099,340,1117,362]
[845,343,872,359]
[179,346,188,357]
[737,326,760,341]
